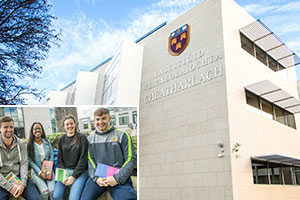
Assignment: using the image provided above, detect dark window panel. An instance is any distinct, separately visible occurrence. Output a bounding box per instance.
[246,91,260,109]
[274,106,285,125]
[261,99,273,119]
[268,55,278,71]
[286,112,296,129]
[255,45,267,65]
[241,34,254,56]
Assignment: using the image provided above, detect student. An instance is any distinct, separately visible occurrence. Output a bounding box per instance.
[0,116,41,200]
[81,108,137,200]
[27,122,55,200]
[53,115,88,200]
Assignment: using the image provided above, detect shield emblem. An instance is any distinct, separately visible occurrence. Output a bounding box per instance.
[168,24,190,56]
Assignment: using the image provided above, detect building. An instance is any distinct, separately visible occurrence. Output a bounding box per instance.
[48,39,143,105]
[48,0,300,199]
[0,107,53,139]
[78,107,137,136]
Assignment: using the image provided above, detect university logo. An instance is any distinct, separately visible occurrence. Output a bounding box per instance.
[168,24,190,56]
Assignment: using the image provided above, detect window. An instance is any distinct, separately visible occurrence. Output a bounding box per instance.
[119,116,129,125]
[261,99,273,119]
[83,123,89,129]
[269,163,282,184]
[110,115,116,126]
[246,92,260,109]
[295,167,300,185]
[255,45,267,65]
[282,166,294,185]
[240,33,285,72]
[252,161,268,184]
[245,90,296,129]
[241,34,254,56]
[132,111,137,124]
[252,159,300,185]
[286,113,296,129]
[268,55,278,71]
[274,106,285,124]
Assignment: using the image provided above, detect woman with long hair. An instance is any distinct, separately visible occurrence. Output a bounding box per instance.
[27,122,55,200]
[53,115,88,200]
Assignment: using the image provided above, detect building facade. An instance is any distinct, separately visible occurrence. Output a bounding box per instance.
[0,107,53,139]
[47,0,300,199]
[138,0,300,199]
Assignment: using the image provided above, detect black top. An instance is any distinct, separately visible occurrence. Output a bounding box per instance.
[57,133,88,179]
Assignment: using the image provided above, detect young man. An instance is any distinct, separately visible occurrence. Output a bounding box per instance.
[0,116,41,200]
[81,108,137,200]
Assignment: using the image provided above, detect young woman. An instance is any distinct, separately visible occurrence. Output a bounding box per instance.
[28,122,55,200]
[53,115,88,200]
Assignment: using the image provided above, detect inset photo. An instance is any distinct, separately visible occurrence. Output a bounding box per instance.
[0,106,137,200]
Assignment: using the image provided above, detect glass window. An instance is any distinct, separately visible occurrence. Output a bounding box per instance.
[274,106,285,125]
[255,45,267,65]
[241,34,254,56]
[261,99,273,119]
[269,163,282,184]
[119,116,129,126]
[286,112,296,129]
[268,55,278,71]
[252,161,269,184]
[110,115,116,126]
[278,63,285,71]
[246,92,260,110]
[295,167,300,185]
[282,166,293,185]
[83,124,89,129]
[132,111,137,124]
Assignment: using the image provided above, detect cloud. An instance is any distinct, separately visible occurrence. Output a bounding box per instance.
[34,0,203,101]
[244,2,300,15]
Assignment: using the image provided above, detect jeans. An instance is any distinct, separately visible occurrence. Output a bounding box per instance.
[80,177,137,200]
[53,170,88,200]
[31,168,56,200]
[0,178,42,200]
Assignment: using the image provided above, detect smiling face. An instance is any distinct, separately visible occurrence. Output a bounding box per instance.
[64,118,76,135]
[32,123,43,139]
[94,114,111,132]
[0,121,14,139]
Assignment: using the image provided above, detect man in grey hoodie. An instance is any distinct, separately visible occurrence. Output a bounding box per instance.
[0,116,41,200]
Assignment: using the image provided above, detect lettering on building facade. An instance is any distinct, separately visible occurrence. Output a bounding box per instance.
[143,49,223,104]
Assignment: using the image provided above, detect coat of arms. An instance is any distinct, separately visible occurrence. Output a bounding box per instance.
[168,24,190,56]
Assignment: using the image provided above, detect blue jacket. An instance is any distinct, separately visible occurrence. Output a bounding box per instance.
[28,139,54,175]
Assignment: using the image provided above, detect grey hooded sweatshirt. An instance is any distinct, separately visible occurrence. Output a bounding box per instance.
[0,134,28,192]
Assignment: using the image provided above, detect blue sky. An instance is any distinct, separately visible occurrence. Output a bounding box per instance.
[31,0,300,103]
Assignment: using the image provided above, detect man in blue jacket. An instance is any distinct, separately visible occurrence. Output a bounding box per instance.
[81,108,137,200]
[0,116,41,200]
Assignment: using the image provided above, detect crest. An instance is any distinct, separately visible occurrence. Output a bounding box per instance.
[168,24,190,56]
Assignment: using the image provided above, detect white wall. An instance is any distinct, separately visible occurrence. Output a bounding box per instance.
[23,107,52,139]
[74,71,99,105]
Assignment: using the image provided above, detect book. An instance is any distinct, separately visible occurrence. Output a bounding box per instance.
[5,172,21,186]
[55,168,73,182]
[95,163,120,178]
[41,160,53,180]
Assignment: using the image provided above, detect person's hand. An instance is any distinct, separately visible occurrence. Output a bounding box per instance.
[9,185,18,196]
[39,172,47,180]
[13,185,25,198]
[63,176,75,186]
[103,176,118,187]
[96,177,108,187]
